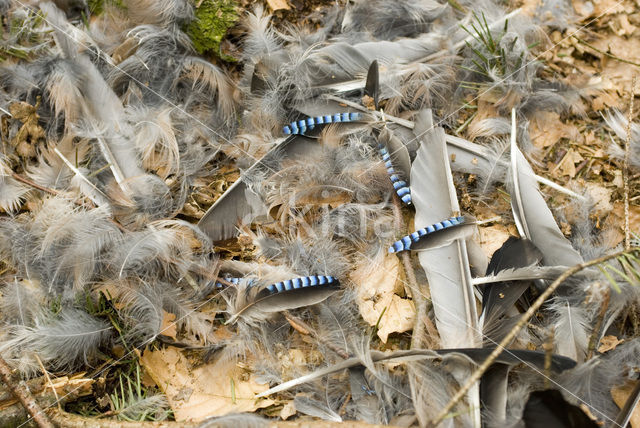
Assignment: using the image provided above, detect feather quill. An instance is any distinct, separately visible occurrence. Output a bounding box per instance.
[257,348,576,397]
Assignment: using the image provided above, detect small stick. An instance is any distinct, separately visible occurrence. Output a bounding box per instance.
[572,36,640,68]
[624,76,636,251]
[429,248,639,427]
[586,286,610,360]
[0,354,55,428]
[34,354,61,411]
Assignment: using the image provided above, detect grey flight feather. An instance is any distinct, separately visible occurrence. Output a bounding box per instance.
[410,109,479,349]
[198,135,315,241]
[508,109,583,267]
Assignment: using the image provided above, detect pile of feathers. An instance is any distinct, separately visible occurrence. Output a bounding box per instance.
[0,0,639,426]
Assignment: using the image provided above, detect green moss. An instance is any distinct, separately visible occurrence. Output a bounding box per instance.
[187,0,239,58]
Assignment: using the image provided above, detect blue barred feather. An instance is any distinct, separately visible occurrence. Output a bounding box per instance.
[262,275,339,295]
[379,145,412,205]
[283,113,362,135]
[388,216,465,253]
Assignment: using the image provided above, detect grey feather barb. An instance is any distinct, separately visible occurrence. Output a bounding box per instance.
[226,278,341,324]
[198,135,316,241]
[614,380,640,428]
[256,348,576,398]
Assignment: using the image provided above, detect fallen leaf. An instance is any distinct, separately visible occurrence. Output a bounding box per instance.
[478,224,512,258]
[556,149,585,178]
[612,381,640,428]
[140,346,274,421]
[351,255,414,342]
[598,335,624,353]
[280,400,296,420]
[376,295,415,343]
[161,311,177,340]
[267,0,290,11]
[529,112,580,149]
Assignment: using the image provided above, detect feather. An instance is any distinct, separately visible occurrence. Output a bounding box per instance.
[388,216,476,253]
[0,157,29,212]
[200,413,269,428]
[41,2,144,193]
[603,109,640,170]
[522,390,598,428]
[198,135,318,241]
[445,134,586,201]
[410,109,479,348]
[293,396,342,422]
[549,300,589,363]
[480,363,510,426]
[256,348,576,397]
[508,109,583,267]
[53,147,110,207]
[227,275,341,324]
[364,60,379,109]
[472,265,569,285]
[480,237,542,338]
[410,108,481,426]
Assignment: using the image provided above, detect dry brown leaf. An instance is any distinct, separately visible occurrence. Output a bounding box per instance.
[140,346,274,421]
[161,311,178,340]
[267,0,290,11]
[477,224,511,258]
[376,295,415,343]
[598,335,624,353]
[583,182,613,215]
[529,112,580,149]
[280,400,296,420]
[351,255,414,342]
[556,149,585,178]
[612,381,640,428]
[592,0,629,16]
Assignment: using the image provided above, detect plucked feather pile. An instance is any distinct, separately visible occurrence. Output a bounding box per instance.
[0,0,639,426]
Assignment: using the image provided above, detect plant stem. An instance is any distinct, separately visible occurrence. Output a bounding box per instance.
[0,355,55,428]
[624,76,636,251]
[428,248,638,427]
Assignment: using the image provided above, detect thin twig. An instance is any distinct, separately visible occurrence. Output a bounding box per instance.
[573,35,640,68]
[34,354,61,411]
[586,286,610,360]
[389,193,432,349]
[624,76,636,251]
[429,248,639,427]
[0,354,55,428]
[11,172,60,196]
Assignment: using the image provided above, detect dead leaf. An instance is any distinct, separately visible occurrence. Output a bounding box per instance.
[592,0,629,16]
[161,311,177,340]
[612,381,640,428]
[556,149,585,178]
[266,0,290,11]
[529,112,580,149]
[376,295,415,343]
[598,335,624,353]
[478,224,512,258]
[351,255,414,342]
[280,400,296,420]
[140,346,274,421]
